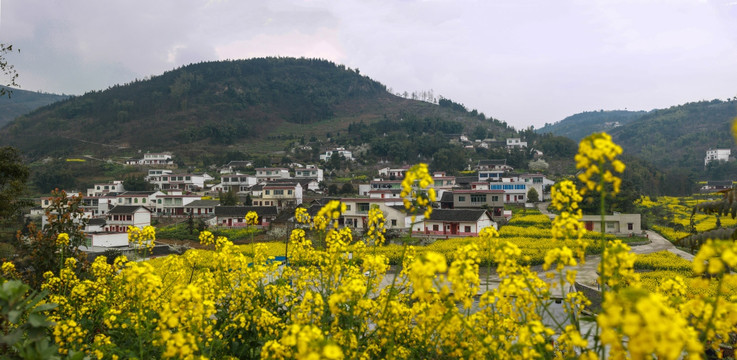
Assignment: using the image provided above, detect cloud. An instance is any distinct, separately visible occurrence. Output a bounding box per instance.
[1,0,736,128]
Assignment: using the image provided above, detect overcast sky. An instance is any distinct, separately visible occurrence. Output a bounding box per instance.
[2,0,736,129]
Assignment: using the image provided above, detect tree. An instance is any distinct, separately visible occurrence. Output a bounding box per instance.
[340,183,354,195]
[527,187,540,203]
[472,125,487,140]
[12,189,88,288]
[219,187,238,206]
[0,43,19,98]
[0,147,30,229]
[123,174,153,191]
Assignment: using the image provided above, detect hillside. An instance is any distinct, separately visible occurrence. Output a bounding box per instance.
[0,58,510,162]
[0,87,68,128]
[535,110,646,141]
[609,99,737,173]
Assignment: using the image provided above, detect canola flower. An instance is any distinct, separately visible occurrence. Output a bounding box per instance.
[575,132,625,194]
[400,163,436,221]
[6,130,737,359]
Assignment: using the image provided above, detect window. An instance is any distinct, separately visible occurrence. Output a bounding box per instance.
[266,190,271,195]
[470,194,487,203]
[503,185,513,190]
[480,173,488,178]
[433,224,439,231]
[492,196,499,202]
[358,203,370,213]
[142,198,146,203]
[345,205,351,211]
[458,196,466,202]
[134,198,138,203]
[274,190,284,195]
[158,199,162,204]
[287,190,293,195]
[515,185,525,190]
[627,223,633,230]
[391,219,397,226]
[491,185,502,190]
[465,226,471,233]
[606,222,615,229]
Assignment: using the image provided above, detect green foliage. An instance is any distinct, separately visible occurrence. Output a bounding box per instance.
[12,190,88,288]
[526,187,539,203]
[611,99,737,176]
[123,174,153,191]
[156,223,259,242]
[219,187,238,206]
[536,110,646,141]
[0,87,68,128]
[0,147,30,228]
[0,280,60,359]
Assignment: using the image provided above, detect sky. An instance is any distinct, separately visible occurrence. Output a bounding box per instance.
[1,0,737,129]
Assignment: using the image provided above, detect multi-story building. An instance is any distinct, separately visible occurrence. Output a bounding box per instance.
[104,205,152,232]
[87,181,125,197]
[147,173,212,192]
[220,174,258,193]
[252,182,303,210]
[294,165,324,183]
[153,193,202,216]
[255,168,291,182]
[705,148,731,166]
[506,138,527,149]
[320,147,353,161]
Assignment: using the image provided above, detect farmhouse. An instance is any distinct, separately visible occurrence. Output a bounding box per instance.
[421,209,496,237]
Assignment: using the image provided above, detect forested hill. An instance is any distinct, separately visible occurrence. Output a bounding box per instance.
[0,57,510,161]
[609,99,737,173]
[535,110,647,141]
[0,87,68,128]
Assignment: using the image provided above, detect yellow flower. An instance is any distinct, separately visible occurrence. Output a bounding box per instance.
[56,233,70,247]
[245,211,259,226]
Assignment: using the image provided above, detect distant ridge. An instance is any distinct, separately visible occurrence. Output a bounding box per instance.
[535,110,646,141]
[0,57,507,161]
[0,87,69,128]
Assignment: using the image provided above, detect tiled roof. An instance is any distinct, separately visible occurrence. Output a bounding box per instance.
[185,200,220,207]
[215,206,278,217]
[108,206,151,214]
[425,209,488,222]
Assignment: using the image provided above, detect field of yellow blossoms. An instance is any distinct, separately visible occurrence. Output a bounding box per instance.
[1,136,736,359]
[636,194,737,242]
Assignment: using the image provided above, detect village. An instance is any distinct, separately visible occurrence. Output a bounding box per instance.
[29,136,649,260]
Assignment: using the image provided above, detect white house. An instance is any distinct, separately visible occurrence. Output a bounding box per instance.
[153,194,202,216]
[104,206,152,233]
[506,138,527,149]
[580,213,641,235]
[705,148,731,166]
[214,206,279,227]
[220,174,258,193]
[255,168,291,181]
[421,209,496,237]
[87,180,125,197]
[147,173,212,192]
[253,182,303,210]
[184,199,220,216]
[114,191,162,207]
[320,147,354,162]
[294,165,324,183]
[142,152,173,165]
[127,153,174,166]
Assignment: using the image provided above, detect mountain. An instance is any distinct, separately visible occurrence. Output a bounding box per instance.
[535,110,647,141]
[609,99,737,173]
[0,58,508,162]
[0,87,68,128]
